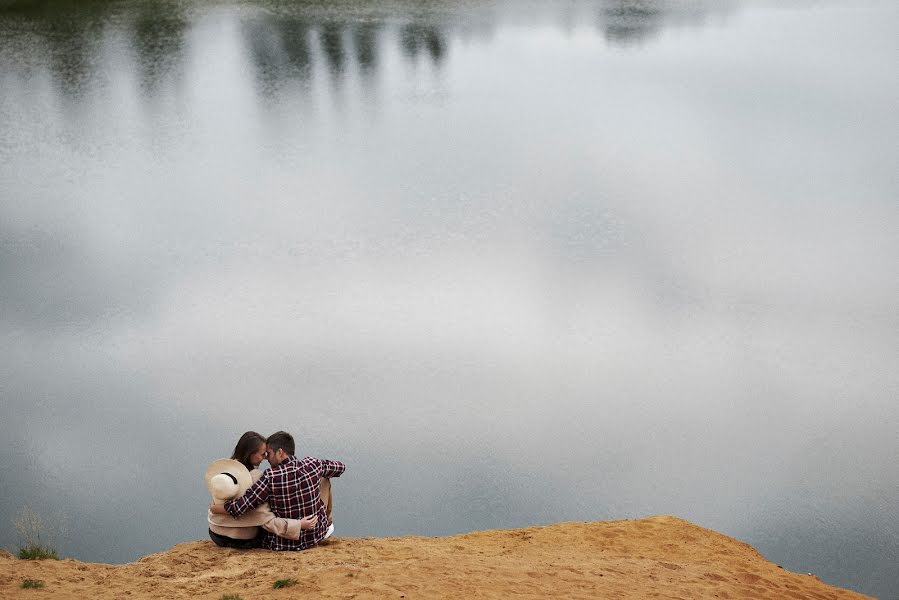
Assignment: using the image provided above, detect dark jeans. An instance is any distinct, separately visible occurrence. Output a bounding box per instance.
[208,528,263,549]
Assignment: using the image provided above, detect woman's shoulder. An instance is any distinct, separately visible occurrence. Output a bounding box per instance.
[250,468,263,483]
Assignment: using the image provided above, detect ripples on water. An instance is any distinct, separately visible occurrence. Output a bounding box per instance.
[0,1,896,598]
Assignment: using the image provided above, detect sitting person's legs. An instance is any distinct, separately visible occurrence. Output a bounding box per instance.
[208,528,262,549]
[320,477,335,539]
[320,477,332,524]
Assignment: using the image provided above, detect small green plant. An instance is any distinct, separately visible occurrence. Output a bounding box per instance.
[273,577,299,588]
[21,579,46,589]
[14,506,66,560]
[219,595,244,600]
[18,545,59,560]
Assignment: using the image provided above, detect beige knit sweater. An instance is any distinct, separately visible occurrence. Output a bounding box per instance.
[207,469,304,540]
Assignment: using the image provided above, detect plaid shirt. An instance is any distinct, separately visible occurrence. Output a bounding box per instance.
[225,455,345,551]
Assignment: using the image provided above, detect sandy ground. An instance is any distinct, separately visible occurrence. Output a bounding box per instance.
[0,516,873,599]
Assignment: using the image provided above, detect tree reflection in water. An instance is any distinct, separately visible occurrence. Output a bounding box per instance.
[0,0,735,104]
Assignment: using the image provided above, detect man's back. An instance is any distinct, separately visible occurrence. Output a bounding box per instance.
[228,454,345,550]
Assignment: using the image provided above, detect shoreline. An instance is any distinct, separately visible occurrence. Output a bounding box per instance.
[0,516,874,599]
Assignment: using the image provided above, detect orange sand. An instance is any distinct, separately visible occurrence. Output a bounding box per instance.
[0,516,873,599]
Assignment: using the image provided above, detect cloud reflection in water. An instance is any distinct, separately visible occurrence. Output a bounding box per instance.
[0,1,896,598]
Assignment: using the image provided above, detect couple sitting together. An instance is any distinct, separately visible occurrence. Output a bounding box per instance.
[205,430,346,551]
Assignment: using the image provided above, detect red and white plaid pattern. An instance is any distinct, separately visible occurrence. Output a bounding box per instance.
[226,455,345,551]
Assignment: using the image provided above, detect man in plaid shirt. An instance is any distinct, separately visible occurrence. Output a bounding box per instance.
[220,430,346,551]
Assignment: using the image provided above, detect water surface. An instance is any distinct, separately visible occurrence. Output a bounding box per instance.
[1,1,896,597]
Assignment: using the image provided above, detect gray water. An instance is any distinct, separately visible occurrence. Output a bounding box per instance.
[1,0,897,597]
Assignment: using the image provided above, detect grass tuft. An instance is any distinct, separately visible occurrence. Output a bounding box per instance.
[18,544,59,560]
[273,577,299,589]
[14,506,66,560]
[219,595,244,600]
[21,579,46,589]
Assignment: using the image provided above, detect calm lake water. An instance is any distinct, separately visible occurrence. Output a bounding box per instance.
[1,0,896,597]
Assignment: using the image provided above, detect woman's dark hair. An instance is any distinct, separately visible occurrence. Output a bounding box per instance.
[231,431,266,471]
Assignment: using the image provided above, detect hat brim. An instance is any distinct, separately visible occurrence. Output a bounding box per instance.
[205,459,253,502]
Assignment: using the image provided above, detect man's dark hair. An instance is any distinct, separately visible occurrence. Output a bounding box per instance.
[267,431,295,456]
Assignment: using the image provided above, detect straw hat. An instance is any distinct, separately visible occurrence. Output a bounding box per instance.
[205,459,252,503]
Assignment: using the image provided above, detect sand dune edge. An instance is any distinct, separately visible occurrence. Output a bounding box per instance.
[0,516,873,599]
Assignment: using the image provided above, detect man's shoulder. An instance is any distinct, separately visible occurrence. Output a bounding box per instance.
[269,456,309,473]
[269,456,323,475]
[263,460,290,478]
[289,456,318,472]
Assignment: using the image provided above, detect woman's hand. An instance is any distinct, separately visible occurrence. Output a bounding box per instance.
[300,514,319,530]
